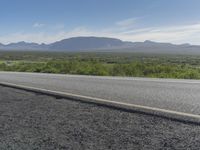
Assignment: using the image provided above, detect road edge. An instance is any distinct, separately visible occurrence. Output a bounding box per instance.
[0,81,200,125]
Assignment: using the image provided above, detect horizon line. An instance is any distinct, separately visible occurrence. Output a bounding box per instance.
[0,36,195,46]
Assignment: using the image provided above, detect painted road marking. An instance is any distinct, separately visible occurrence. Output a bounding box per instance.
[1,81,200,124]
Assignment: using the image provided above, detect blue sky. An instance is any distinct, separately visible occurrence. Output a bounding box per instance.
[1,0,200,44]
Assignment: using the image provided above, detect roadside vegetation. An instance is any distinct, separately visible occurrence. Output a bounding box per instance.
[1,51,200,79]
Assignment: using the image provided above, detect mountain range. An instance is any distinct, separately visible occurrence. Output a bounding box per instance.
[0,36,200,54]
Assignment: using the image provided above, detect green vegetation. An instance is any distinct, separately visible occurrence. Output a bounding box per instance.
[1,51,200,79]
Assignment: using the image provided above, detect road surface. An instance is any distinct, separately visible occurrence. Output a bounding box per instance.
[0,71,200,115]
[1,85,200,149]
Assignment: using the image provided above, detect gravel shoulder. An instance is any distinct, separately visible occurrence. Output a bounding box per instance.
[0,86,200,150]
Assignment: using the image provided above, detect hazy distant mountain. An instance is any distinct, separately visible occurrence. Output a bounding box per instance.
[0,43,4,47]
[0,36,200,54]
[49,37,125,50]
[0,41,48,50]
[0,37,126,51]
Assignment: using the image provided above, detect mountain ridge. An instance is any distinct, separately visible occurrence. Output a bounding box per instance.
[0,36,200,54]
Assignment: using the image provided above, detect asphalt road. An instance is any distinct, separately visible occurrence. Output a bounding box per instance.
[0,71,200,115]
[1,85,200,150]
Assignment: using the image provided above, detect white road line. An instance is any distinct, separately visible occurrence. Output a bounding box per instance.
[1,81,200,124]
[1,71,200,84]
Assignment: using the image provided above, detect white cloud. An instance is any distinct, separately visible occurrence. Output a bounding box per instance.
[0,27,95,44]
[52,24,65,30]
[116,18,137,27]
[1,22,200,45]
[118,23,200,44]
[33,23,45,28]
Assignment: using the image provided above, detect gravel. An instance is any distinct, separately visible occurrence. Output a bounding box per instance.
[0,85,200,150]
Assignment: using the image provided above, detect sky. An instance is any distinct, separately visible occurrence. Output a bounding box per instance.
[0,0,200,44]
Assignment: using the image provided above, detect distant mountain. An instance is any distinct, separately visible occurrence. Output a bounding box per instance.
[0,36,200,54]
[0,41,48,50]
[0,37,126,51]
[49,37,125,50]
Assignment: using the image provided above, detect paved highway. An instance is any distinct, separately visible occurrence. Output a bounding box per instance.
[1,85,200,149]
[0,71,200,115]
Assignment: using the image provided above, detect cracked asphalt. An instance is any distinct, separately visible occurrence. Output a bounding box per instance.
[0,85,200,150]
